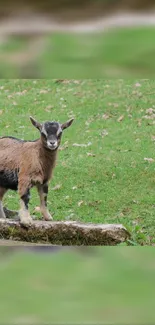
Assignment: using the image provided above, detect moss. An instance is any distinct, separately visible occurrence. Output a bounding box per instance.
[0,219,130,245]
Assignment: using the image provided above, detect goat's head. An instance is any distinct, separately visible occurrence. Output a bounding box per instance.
[30,116,74,151]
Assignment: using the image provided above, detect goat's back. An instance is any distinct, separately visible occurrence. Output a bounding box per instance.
[0,137,40,171]
[0,137,56,184]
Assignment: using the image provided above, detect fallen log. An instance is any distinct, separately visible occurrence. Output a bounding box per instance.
[0,218,130,245]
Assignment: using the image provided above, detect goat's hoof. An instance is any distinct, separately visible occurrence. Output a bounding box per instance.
[46,217,53,221]
[3,207,18,219]
[44,217,53,221]
[0,210,6,219]
[0,216,6,221]
[44,214,53,221]
[20,216,33,227]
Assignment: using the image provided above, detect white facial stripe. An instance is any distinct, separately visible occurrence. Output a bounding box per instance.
[57,126,62,136]
[42,125,48,137]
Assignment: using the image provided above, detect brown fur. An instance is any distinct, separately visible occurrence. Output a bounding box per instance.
[0,117,74,226]
[0,137,57,197]
[0,137,57,225]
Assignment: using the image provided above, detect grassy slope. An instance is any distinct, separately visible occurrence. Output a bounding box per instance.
[0,79,155,245]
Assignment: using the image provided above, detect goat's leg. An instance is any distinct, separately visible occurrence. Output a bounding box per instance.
[3,207,19,220]
[37,183,53,221]
[0,187,7,219]
[18,188,33,226]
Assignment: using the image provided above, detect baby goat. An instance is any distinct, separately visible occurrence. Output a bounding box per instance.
[0,116,74,226]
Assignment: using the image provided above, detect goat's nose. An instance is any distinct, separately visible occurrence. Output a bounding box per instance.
[50,140,56,145]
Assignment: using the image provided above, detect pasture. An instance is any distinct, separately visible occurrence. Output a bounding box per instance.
[0,79,155,245]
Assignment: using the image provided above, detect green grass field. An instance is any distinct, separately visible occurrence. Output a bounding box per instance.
[0,247,155,324]
[0,27,155,77]
[42,28,155,78]
[0,79,155,245]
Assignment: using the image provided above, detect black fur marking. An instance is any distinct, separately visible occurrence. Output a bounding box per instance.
[57,131,62,138]
[44,194,47,206]
[0,136,38,143]
[21,189,30,209]
[43,184,48,207]
[0,169,19,191]
[0,136,24,142]
[43,179,48,185]
[44,122,60,136]
[43,184,48,194]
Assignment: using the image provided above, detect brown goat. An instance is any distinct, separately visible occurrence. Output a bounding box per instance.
[0,116,74,226]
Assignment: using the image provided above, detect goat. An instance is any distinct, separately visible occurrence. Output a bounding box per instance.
[0,116,74,226]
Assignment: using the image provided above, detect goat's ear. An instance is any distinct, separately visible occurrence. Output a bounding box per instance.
[30,116,42,131]
[61,118,74,130]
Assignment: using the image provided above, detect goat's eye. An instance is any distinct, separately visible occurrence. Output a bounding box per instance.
[58,132,62,138]
[41,132,47,138]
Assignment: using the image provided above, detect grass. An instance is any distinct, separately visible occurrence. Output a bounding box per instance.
[0,27,155,77]
[42,27,155,78]
[0,247,155,324]
[0,79,155,245]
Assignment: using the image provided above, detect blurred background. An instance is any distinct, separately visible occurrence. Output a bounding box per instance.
[0,246,155,324]
[0,2,154,323]
[0,0,155,77]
